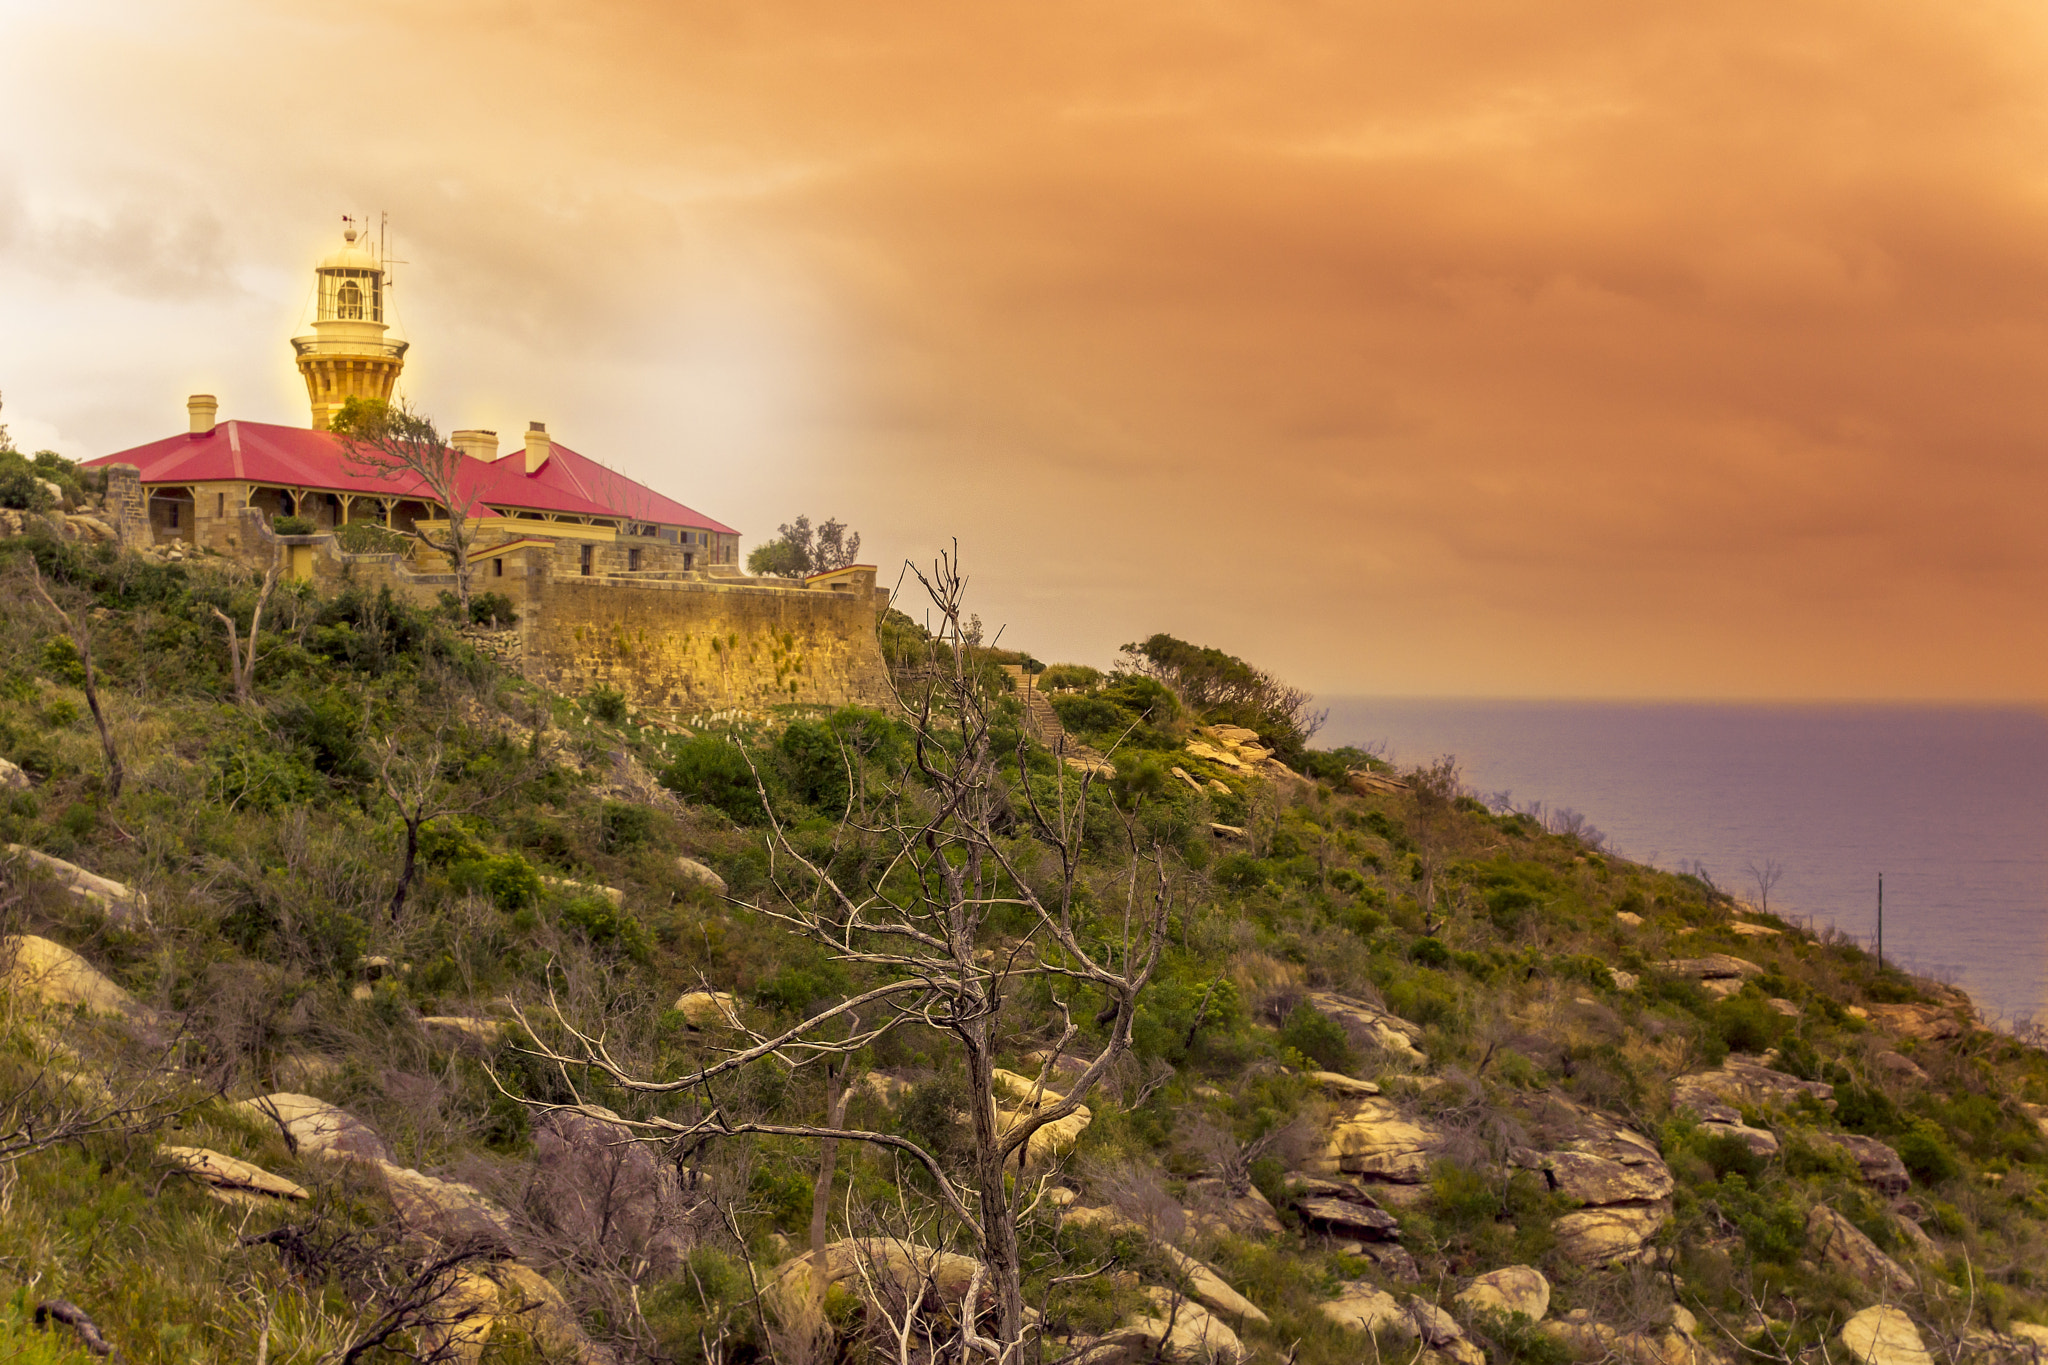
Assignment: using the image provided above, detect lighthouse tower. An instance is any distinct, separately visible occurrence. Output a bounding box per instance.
[290,220,409,430]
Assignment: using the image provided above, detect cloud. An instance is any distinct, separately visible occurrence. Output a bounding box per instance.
[0,0,2043,697]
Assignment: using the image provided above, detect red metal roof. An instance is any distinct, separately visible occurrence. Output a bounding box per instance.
[485,439,737,535]
[85,419,734,533]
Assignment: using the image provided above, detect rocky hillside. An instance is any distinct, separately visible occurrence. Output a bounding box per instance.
[0,497,2046,1365]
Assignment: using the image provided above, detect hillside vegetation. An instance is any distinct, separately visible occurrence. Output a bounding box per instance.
[0,484,2045,1365]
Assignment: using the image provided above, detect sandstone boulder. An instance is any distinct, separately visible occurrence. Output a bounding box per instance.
[672,989,740,1026]
[1839,1305,1933,1365]
[769,1236,980,1309]
[1809,1206,1913,1295]
[1,935,139,1015]
[159,1145,307,1201]
[1868,1004,1968,1042]
[1321,1281,1410,1335]
[1321,1097,1438,1182]
[1657,954,1764,982]
[541,875,624,907]
[992,1068,1092,1164]
[1877,1051,1931,1085]
[0,757,29,790]
[1184,1178,1286,1237]
[1407,1297,1485,1365]
[1455,1266,1549,1323]
[1308,990,1428,1066]
[420,1016,507,1046]
[5,847,148,925]
[1104,1289,1245,1363]
[1824,1133,1911,1196]
[1542,1316,1714,1365]
[1615,911,1645,927]
[1673,1056,1834,1115]
[1535,1147,1676,1205]
[1552,1201,1671,1265]
[674,857,727,895]
[375,1160,514,1248]
[1297,1195,1400,1241]
[1728,922,1782,938]
[1312,1071,1380,1097]
[421,1263,593,1365]
[234,1093,392,1163]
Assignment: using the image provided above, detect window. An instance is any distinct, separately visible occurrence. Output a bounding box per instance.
[579,544,593,577]
[493,557,504,578]
[337,280,364,320]
[216,493,224,517]
[628,547,642,571]
[168,501,180,529]
[684,552,694,570]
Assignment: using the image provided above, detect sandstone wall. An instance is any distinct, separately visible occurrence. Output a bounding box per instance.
[524,572,895,713]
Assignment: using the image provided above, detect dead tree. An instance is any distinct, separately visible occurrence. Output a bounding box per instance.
[23,560,123,799]
[209,560,281,705]
[504,547,1173,1361]
[338,400,480,618]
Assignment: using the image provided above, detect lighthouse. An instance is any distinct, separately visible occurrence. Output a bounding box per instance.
[289,220,409,430]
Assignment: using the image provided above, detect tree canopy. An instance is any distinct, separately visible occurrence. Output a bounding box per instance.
[746,513,861,578]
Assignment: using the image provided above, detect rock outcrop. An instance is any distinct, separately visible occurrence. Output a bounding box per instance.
[1808,1206,1913,1295]
[375,1160,514,1248]
[1,934,140,1016]
[1867,1004,1969,1042]
[1455,1266,1550,1322]
[992,1068,1092,1165]
[159,1145,308,1202]
[1673,1056,1833,1118]
[234,1093,393,1163]
[672,989,741,1027]
[1838,1305,1933,1365]
[1517,1101,1675,1264]
[1821,1133,1912,1196]
[1406,1297,1485,1365]
[1656,954,1764,998]
[5,846,148,925]
[1318,1096,1439,1190]
[674,856,727,895]
[1321,1281,1408,1334]
[1307,991,1428,1067]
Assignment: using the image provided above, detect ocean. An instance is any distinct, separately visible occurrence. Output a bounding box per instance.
[1317,700,2048,1025]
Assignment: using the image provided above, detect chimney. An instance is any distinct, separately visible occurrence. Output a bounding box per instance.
[187,394,219,436]
[524,421,551,474]
[451,429,498,463]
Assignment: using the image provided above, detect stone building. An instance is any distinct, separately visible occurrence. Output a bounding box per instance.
[81,223,893,714]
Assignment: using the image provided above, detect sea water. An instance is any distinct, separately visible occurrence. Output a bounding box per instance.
[1318,700,2048,1024]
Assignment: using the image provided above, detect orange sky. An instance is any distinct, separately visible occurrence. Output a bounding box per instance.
[2,1,2044,699]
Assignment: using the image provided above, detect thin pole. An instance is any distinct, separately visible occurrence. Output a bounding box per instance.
[1877,872,1884,971]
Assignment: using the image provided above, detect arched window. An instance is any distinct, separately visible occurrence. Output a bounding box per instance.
[337,280,363,320]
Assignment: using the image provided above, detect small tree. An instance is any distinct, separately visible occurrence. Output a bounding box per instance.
[746,514,862,578]
[336,399,481,618]
[23,560,123,799]
[1744,858,1785,916]
[506,549,1171,1355]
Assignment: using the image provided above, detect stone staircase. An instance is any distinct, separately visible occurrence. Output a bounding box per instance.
[1000,666,1115,776]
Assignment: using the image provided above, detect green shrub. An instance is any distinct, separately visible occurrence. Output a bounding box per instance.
[452,852,542,911]
[40,636,85,686]
[1280,1003,1354,1073]
[1212,853,1270,893]
[1897,1121,1963,1184]
[558,895,651,960]
[1037,663,1103,690]
[0,450,58,512]
[470,591,519,627]
[779,719,850,812]
[754,959,851,1014]
[335,520,412,553]
[599,800,655,853]
[660,736,767,824]
[585,684,629,725]
[1712,993,1787,1055]
[1410,936,1451,968]
[273,514,317,535]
